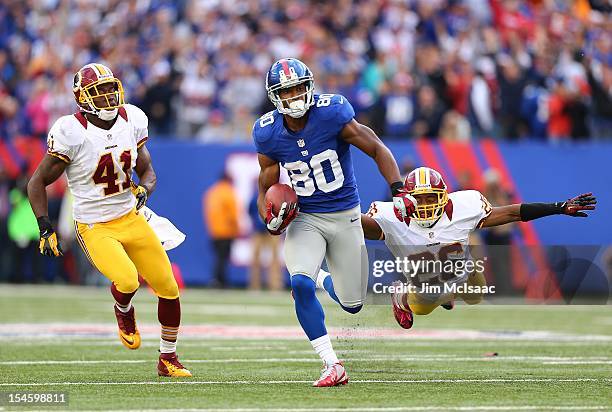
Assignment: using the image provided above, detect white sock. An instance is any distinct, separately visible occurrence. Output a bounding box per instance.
[115,302,132,313]
[160,339,177,354]
[315,268,331,290]
[311,334,339,366]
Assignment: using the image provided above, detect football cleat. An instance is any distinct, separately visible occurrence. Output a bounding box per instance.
[391,281,414,329]
[441,300,455,310]
[313,362,348,387]
[114,305,141,350]
[157,352,192,377]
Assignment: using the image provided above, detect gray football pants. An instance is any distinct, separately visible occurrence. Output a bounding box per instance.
[284,205,368,308]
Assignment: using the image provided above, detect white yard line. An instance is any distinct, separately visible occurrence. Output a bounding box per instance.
[2,356,611,366]
[543,361,612,365]
[5,339,609,349]
[1,323,611,342]
[69,407,612,412]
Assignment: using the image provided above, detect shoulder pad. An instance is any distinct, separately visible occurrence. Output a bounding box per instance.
[49,115,86,146]
[448,190,487,224]
[123,104,148,128]
[314,94,355,125]
[252,110,278,154]
[368,201,395,221]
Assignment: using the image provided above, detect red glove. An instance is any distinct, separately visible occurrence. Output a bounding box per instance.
[265,201,298,235]
[392,193,417,224]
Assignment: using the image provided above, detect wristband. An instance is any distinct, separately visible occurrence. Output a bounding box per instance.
[37,216,53,234]
[519,202,563,222]
[390,181,404,196]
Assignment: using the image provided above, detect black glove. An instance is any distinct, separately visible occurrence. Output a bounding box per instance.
[37,216,63,257]
[558,193,597,217]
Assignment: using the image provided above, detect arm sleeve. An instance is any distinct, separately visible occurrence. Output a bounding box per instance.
[134,108,149,148]
[126,104,149,148]
[46,120,76,163]
[334,94,355,128]
[252,117,278,160]
[367,201,396,239]
[473,191,493,229]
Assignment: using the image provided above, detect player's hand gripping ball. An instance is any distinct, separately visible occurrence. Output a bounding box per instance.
[264,183,298,235]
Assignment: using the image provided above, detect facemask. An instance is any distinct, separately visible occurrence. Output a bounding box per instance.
[98,108,118,121]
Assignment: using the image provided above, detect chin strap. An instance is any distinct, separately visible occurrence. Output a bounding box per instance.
[98,108,119,121]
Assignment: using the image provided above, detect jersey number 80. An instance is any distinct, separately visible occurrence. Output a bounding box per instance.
[284,149,344,197]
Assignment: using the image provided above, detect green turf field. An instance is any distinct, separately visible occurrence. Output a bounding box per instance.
[0,285,610,411]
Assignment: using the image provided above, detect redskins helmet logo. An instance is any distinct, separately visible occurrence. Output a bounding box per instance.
[73,71,82,93]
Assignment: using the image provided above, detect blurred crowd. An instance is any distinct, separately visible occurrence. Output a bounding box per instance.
[0,0,610,145]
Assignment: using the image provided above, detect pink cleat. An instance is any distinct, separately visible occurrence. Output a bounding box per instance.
[312,362,348,387]
[391,281,414,329]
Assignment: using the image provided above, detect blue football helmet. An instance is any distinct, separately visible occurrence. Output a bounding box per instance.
[265,58,314,118]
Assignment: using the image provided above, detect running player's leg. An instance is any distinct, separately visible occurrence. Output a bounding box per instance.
[75,221,141,349]
[323,207,368,313]
[121,210,191,377]
[407,291,452,315]
[458,270,486,305]
[285,215,342,372]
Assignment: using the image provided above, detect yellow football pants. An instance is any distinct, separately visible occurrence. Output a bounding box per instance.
[75,208,179,299]
[408,271,486,316]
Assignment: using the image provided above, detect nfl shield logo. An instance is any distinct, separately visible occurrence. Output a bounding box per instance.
[429,232,434,239]
[297,139,305,147]
[107,134,113,140]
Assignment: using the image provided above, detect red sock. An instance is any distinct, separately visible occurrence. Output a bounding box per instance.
[111,283,137,307]
[158,297,180,346]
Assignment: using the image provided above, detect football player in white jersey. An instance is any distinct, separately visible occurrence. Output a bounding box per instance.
[27,63,191,376]
[318,167,596,329]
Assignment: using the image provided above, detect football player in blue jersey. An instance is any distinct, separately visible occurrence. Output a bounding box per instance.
[253,58,409,387]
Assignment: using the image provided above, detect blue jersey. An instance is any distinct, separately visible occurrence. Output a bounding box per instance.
[253,94,360,213]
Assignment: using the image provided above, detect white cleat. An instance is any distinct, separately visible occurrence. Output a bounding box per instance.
[312,361,349,387]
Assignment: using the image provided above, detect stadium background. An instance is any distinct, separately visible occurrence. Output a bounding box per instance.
[0,0,610,296]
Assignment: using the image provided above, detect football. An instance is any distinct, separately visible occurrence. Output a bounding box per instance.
[264,183,298,215]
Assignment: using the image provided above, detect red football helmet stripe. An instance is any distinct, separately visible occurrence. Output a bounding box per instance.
[280,59,291,76]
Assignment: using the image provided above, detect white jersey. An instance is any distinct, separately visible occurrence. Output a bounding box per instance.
[367,190,492,287]
[46,104,148,224]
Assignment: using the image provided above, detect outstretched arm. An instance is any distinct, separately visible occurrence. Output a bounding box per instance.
[340,120,402,188]
[340,120,417,221]
[480,193,596,228]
